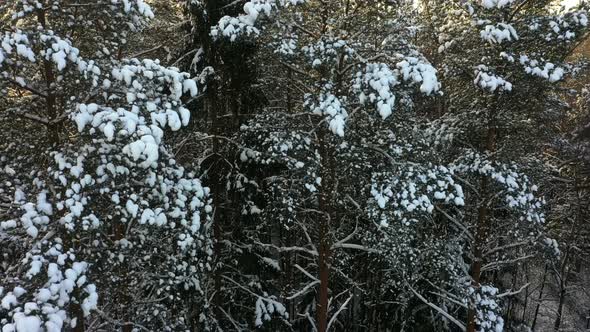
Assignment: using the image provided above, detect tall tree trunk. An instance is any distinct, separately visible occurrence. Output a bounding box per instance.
[505,266,520,329]
[531,264,548,331]
[466,180,489,332]
[553,247,571,331]
[194,0,225,322]
[317,127,332,332]
[553,288,566,332]
[317,219,330,332]
[70,298,85,332]
[467,114,497,332]
[210,81,223,319]
[553,171,582,332]
[521,264,530,323]
[36,6,61,145]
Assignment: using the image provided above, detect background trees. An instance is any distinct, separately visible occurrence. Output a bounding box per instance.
[1,0,589,331]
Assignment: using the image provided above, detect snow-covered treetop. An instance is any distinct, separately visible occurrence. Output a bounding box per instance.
[1,1,214,330]
[427,0,588,98]
[369,151,545,229]
[452,152,545,224]
[211,0,306,41]
[481,0,516,9]
[296,35,441,136]
[1,0,154,59]
[74,58,198,168]
[354,57,441,121]
[370,164,465,227]
[0,238,98,332]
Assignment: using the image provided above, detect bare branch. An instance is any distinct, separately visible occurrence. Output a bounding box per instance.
[327,294,353,331]
[482,255,535,272]
[483,241,530,258]
[286,280,320,300]
[498,283,531,298]
[294,263,318,282]
[406,282,466,331]
[331,242,378,253]
[130,45,164,59]
[6,78,47,97]
[435,206,473,241]
[255,241,319,256]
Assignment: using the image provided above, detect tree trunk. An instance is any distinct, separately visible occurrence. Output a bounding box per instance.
[36,8,61,145]
[505,267,520,329]
[553,288,566,332]
[521,264,530,323]
[531,264,548,331]
[317,127,332,332]
[553,248,571,332]
[196,0,225,322]
[466,184,489,332]
[70,301,85,332]
[467,115,497,332]
[317,222,330,332]
[552,172,582,332]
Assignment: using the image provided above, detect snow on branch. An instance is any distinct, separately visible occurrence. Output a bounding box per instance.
[474,65,513,93]
[369,165,465,227]
[406,282,466,331]
[480,0,516,9]
[211,0,306,41]
[353,57,440,120]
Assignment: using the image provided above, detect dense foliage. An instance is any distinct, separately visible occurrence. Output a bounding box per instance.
[1,0,589,331]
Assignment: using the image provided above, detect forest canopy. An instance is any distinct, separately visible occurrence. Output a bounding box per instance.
[1,0,590,331]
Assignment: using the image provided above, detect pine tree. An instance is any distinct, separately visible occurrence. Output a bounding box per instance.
[0,1,212,330]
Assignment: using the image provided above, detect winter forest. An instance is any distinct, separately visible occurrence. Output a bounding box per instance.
[1,0,590,331]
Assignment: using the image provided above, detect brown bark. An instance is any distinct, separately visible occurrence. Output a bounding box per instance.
[113,206,132,330]
[553,247,570,331]
[210,83,223,317]
[195,0,225,320]
[466,116,497,332]
[317,221,330,332]
[70,300,85,332]
[36,7,61,145]
[466,176,490,332]
[504,266,520,329]
[316,127,332,332]
[521,264,530,323]
[553,172,583,331]
[531,264,548,331]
